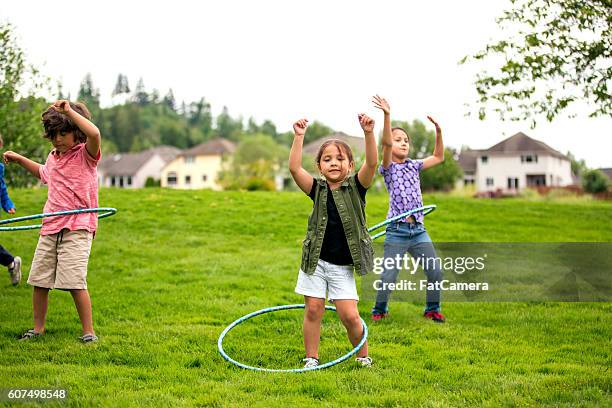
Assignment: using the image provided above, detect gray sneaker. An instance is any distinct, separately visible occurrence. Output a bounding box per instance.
[302,357,319,369]
[8,256,21,286]
[356,356,373,367]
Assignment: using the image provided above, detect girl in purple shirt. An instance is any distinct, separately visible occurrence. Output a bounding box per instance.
[371,95,447,323]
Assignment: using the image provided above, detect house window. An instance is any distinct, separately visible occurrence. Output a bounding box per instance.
[111,176,116,187]
[486,178,494,186]
[119,177,124,188]
[184,156,195,164]
[127,176,132,186]
[481,156,488,164]
[464,179,475,186]
[185,175,191,185]
[521,155,538,163]
[202,174,208,182]
[167,172,177,186]
[507,177,519,189]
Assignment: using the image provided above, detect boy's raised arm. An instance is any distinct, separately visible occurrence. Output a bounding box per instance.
[52,100,101,159]
[422,116,445,170]
[289,118,314,194]
[3,151,42,179]
[372,95,393,169]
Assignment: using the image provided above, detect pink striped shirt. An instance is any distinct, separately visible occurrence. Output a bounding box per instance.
[39,143,100,235]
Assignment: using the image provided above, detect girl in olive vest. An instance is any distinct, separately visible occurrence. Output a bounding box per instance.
[288,113,378,368]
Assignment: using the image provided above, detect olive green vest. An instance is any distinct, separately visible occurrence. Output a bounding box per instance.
[300,176,374,276]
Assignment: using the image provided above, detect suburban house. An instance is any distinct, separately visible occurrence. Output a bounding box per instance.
[456,132,573,193]
[161,138,236,190]
[98,145,181,188]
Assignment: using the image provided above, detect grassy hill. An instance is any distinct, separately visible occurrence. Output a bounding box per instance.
[0,188,610,407]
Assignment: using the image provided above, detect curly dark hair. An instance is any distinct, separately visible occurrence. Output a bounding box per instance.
[42,102,91,143]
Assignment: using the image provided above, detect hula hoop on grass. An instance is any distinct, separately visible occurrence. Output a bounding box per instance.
[368,204,436,240]
[0,208,117,232]
[218,304,368,372]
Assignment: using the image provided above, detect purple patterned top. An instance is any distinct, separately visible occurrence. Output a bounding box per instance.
[380,159,425,223]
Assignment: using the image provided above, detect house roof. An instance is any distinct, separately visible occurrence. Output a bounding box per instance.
[180,138,236,157]
[599,168,612,180]
[456,132,569,173]
[456,149,484,173]
[303,132,366,157]
[485,132,568,160]
[99,145,181,176]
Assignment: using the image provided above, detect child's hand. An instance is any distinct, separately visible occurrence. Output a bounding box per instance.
[3,151,19,165]
[358,113,375,133]
[427,116,441,131]
[51,100,72,115]
[372,95,390,114]
[8,208,15,214]
[293,119,309,137]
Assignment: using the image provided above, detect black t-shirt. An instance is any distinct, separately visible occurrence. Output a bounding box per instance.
[307,174,368,266]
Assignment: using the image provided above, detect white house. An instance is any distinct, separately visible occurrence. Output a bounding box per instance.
[457,132,573,193]
[161,138,235,190]
[98,146,181,188]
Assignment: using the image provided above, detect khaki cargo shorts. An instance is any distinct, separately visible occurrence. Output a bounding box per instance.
[27,229,94,290]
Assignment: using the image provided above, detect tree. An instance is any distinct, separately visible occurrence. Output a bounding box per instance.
[566,151,588,176]
[582,169,609,194]
[303,120,334,145]
[188,97,212,137]
[219,134,287,190]
[392,119,463,191]
[132,78,149,106]
[461,0,611,126]
[0,23,50,187]
[77,73,100,107]
[216,106,243,141]
[112,73,130,97]
[163,89,176,111]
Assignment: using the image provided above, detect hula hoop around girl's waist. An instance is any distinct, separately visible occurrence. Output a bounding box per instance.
[368,205,436,240]
[0,208,117,232]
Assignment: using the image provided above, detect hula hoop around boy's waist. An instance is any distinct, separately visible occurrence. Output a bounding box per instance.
[0,208,117,231]
[368,205,436,240]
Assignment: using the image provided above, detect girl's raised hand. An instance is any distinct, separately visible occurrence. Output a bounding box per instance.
[51,100,72,115]
[427,115,441,130]
[372,94,390,114]
[292,119,309,137]
[358,113,375,133]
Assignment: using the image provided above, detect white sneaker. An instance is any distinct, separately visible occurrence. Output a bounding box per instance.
[356,356,372,367]
[302,357,319,368]
[8,256,21,286]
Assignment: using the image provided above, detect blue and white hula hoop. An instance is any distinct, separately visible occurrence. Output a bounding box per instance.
[0,208,117,231]
[218,304,368,372]
[368,204,436,240]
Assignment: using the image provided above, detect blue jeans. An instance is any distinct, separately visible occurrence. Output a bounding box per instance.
[372,221,442,314]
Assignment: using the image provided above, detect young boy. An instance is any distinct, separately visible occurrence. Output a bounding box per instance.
[3,100,102,342]
[0,133,22,285]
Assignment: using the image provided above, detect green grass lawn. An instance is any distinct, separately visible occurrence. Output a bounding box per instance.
[0,188,610,407]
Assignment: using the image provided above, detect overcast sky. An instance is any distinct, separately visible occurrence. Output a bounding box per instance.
[3,0,611,167]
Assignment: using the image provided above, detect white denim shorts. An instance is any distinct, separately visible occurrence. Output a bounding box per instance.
[295,259,359,302]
